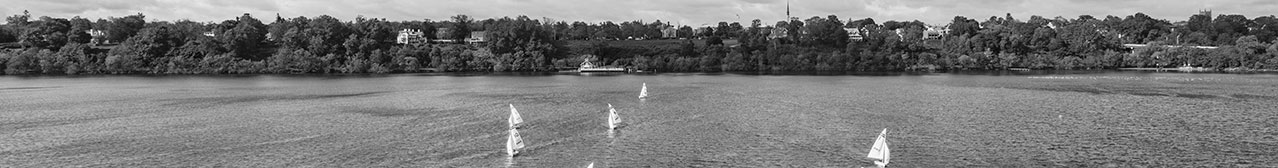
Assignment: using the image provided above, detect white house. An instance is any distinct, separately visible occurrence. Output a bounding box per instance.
[466,31,488,43]
[396,29,426,44]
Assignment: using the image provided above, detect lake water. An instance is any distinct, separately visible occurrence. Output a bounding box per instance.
[2,72,1277,167]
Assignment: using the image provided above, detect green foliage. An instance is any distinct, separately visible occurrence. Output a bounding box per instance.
[221,13,269,60]
[18,16,72,49]
[9,10,1278,75]
[107,13,146,43]
[5,49,38,74]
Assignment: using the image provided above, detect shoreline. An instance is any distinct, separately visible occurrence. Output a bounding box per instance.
[6,69,1278,78]
[1117,67,1278,73]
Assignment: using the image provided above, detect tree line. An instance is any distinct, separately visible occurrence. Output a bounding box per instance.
[3,10,1278,75]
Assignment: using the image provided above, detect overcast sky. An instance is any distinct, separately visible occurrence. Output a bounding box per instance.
[5,0,1278,26]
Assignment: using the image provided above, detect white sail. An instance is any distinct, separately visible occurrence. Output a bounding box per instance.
[586,162,595,168]
[638,83,648,99]
[608,104,621,130]
[509,104,523,128]
[507,128,524,157]
[867,128,890,167]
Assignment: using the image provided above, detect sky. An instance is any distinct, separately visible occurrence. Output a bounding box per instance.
[4,0,1278,26]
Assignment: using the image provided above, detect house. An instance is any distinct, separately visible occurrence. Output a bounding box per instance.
[396,29,426,44]
[768,27,789,39]
[844,27,863,40]
[86,29,108,44]
[432,28,455,43]
[466,31,488,43]
[923,26,948,40]
[894,29,905,41]
[662,27,679,39]
[202,31,216,37]
[1122,44,1218,49]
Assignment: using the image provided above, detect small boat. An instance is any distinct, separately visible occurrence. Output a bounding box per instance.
[586,162,595,168]
[638,83,648,99]
[866,128,890,167]
[1176,63,1210,72]
[608,104,621,130]
[507,128,525,157]
[579,60,627,72]
[509,104,523,128]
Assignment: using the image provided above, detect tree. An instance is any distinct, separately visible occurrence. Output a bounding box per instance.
[1118,13,1171,44]
[20,16,72,49]
[1212,14,1251,45]
[800,15,848,48]
[1187,12,1213,40]
[110,25,181,69]
[221,13,269,60]
[1251,16,1278,43]
[107,13,146,43]
[677,26,694,39]
[597,21,622,39]
[485,16,553,54]
[450,15,473,41]
[706,36,723,46]
[847,18,876,29]
[67,16,93,44]
[304,15,350,56]
[6,10,31,26]
[947,16,980,37]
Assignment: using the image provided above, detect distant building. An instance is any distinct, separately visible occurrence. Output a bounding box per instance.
[433,28,456,43]
[844,27,863,40]
[202,31,216,37]
[923,26,948,40]
[86,29,107,44]
[662,27,678,39]
[894,29,905,41]
[396,29,426,44]
[768,27,789,39]
[466,31,488,43]
[1122,44,1218,49]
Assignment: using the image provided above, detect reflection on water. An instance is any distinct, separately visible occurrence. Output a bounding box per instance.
[1,71,1277,167]
[504,156,514,167]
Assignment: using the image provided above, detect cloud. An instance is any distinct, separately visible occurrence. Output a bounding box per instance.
[864,0,931,18]
[2,0,1276,26]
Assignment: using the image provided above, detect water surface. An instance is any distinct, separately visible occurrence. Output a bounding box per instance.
[2,72,1277,167]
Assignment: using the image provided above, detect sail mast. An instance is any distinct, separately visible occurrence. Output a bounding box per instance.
[507,128,524,157]
[509,104,523,128]
[608,104,620,130]
[867,128,890,167]
[639,83,648,98]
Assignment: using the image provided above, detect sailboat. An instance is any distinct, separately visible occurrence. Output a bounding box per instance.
[509,104,523,128]
[586,162,595,168]
[638,83,648,99]
[866,128,890,167]
[507,128,525,157]
[608,104,621,130]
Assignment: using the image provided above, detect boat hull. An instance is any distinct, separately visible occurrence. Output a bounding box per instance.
[578,68,627,72]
